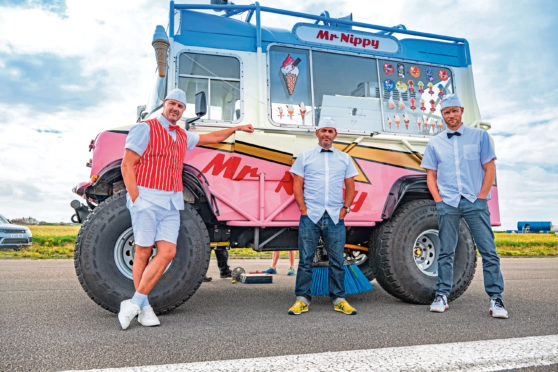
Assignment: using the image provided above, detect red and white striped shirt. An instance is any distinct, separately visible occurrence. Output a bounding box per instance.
[136,118,187,192]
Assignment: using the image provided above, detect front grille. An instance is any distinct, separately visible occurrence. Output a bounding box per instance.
[2,238,30,244]
[1,229,26,234]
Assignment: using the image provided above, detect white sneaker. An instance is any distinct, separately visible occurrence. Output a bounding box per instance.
[118,299,140,330]
[490,298,509,319]
[138,305,160,327]
[430,294,449,313]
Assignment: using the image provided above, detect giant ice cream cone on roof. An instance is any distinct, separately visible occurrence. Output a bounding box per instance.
[281,55,301,95]
[152,25,170,78]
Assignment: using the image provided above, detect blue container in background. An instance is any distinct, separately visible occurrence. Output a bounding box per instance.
[517,221,552,233]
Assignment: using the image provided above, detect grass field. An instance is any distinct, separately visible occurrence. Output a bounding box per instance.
[494,232,558,256]
[0,226,556,259]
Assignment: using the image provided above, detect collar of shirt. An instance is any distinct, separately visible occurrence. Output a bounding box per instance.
[157,115,178,139]
[444,123,465,138]
[157,115,173,129]
[316,145,335,153]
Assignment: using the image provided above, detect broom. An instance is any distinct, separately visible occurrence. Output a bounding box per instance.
[310,238,373,296]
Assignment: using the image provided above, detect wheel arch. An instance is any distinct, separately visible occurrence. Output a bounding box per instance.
[382,174,432,220]
[84,161,219,224]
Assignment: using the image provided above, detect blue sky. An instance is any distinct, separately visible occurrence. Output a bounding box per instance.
[0,0,557,229]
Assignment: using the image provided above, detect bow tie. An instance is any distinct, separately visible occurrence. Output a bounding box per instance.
[169,124,179,131]
[321,148,333,153]
[447,131,461,139]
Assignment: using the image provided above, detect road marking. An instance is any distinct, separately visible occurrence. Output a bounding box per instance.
[67,334,558,371]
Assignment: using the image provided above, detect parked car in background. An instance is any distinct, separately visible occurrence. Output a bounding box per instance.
[0,214,32,249]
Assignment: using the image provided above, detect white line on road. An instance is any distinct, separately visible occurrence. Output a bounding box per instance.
[67,334,558,372]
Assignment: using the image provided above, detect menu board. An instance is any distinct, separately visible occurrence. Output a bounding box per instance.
[379,60,453,135]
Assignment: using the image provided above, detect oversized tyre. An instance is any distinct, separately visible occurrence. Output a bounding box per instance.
[74,192,210,314]
[370,199,476,304]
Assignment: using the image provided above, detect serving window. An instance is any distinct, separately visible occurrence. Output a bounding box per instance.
[268,45,454,136]
[269,46,312,126]
[178,52,241,122]
[312,51,382,132]
[378,60,454,135]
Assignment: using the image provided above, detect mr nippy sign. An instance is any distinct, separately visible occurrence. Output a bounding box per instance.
[294,24,400,54]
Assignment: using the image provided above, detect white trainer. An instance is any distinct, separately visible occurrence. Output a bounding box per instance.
[118,299,140,330]
[490,298,509,319]
[138,305,160,327]
[430,294,449,313]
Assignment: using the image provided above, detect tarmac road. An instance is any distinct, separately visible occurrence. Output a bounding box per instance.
[1,257,557,371]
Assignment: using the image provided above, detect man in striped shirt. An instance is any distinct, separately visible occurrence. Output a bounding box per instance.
[118,88,253,329]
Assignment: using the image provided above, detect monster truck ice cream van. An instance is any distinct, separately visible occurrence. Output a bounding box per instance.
[71,2,500,314]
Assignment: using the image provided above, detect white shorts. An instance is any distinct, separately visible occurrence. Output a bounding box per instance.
[127,196,180,247]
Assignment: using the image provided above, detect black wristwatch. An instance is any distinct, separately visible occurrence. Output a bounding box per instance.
[343,206,351,213]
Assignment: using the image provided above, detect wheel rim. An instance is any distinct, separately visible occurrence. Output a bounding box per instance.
[113,227,170,280]
[413,229,440,277]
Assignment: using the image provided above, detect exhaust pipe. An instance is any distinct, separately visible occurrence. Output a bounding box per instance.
[71,200,90,223]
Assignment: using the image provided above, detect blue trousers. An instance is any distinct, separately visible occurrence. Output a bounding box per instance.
[436,198,504,299]
[295,213,345,301]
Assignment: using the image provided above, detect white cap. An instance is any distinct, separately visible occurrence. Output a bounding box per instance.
[317,116,337,130]
[440,94,462,110]
[165,88,187,106]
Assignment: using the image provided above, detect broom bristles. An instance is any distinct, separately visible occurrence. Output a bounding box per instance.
[310,264,373,296]
[310,266,330,296]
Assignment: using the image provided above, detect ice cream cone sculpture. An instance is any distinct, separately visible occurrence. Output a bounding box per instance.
[437,120,443,132]
[410,97,416,111]
[278,106,283,119]
[403,113,410,129]
[429,99,436,112]
[394,115,401,129]
[420,98,426,111]
[388,97,396,109]
[299,101,306,121]
[387,116,392,129]
[427,82,434,95]
[152,26,170,78]
[287,104,294,120]
[437,84,445,97]
[418,81,425,93]
[281,55,301,95]
[408,80,415,93]
[417,118,422,131]
[398,98,405,110]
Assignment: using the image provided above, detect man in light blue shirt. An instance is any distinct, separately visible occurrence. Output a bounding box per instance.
[288,117,359,316]
[421,94,508,318]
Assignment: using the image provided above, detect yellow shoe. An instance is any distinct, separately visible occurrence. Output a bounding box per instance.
[288,300,309,315]
[334,299,357,315]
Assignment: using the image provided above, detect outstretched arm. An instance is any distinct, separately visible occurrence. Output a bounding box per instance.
[197,124,254,146]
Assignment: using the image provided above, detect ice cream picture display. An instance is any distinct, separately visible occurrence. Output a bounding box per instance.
[281,55,302,95]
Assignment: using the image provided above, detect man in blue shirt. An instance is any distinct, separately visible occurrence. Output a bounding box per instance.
[421,94,508,318]
[288,117,359,315]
